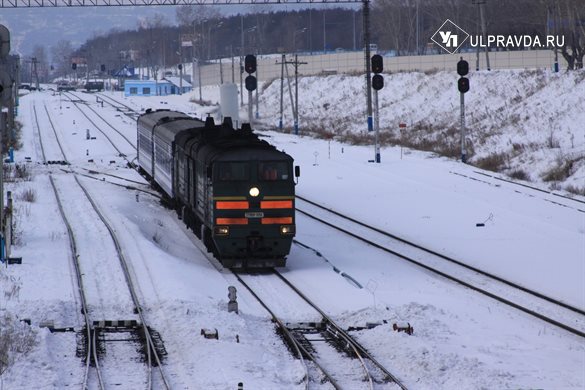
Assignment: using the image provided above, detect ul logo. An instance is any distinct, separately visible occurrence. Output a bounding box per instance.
[439,31,458,48]
[431,20,469,54]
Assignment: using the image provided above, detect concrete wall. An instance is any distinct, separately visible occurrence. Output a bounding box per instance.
[194,49,566,88]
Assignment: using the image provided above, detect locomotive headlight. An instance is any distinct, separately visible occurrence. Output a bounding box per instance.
[214,226,230,236]
[280,225,295,235]
[249,186,260,197]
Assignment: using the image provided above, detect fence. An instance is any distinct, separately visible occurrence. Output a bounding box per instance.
[188,49,566,89]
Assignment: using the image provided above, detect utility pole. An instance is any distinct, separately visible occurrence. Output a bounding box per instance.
[552,1,559,72]
[415,0,419,54]
[279,54,284,130]
[283,61,295,127]
[231,46,235,83]
[239,56,244,106]
[280,55,307,135]
[473,0,490,71]
[255,52,259,119]
[0,24,10,264]
[294,54,300,135]
[474,0,481,70]
[240,15,244,107]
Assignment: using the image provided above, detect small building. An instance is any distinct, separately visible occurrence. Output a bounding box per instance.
[125,80,163,97]
[163,76,193,95]
[124,77,192,97]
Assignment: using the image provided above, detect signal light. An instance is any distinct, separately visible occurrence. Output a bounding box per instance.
[371,54,383,74]
[372,74,384,90]
[245,75,257,91]
[244,54,256,74]
[458,77,470,93]
[100,64,106,72]
[71,63,77,70]
[457,59,469,76]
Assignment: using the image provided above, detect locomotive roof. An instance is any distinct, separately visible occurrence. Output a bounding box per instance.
[144,110,293,164]
[137,109,191,130]
[156,118,206,144]
[198,125,292,164]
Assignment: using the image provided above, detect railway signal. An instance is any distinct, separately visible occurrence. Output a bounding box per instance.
[243,55,257,126]
[372,74,384,91]
[457,58,470,163]
[457,58,469,76]
[245,75,257,92]
[458,77,470,93]
[244,54,256,74]
[370,54,384,163]
[371,54,383,74]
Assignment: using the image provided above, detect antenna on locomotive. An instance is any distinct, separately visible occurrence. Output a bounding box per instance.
[204,115,215,128]
[241,123,252,136]
[222,117,233,129]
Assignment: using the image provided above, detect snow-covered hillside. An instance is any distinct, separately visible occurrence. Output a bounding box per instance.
[257,69,585,193]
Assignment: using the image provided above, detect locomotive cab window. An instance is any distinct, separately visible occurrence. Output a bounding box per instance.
[217,162,249,181]
[259,162,289,181]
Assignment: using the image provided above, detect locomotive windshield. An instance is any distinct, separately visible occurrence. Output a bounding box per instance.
[217,162,250,181]
[259,161,290,181]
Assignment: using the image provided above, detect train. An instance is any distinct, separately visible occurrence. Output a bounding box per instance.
[137,109,299,268]
[84,81,104,92]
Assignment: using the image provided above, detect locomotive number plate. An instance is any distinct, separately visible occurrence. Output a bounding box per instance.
[245,212,264,218]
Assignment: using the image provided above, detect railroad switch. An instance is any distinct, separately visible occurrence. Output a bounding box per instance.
[6,257,22,264]
[201,328,219,339]
[392,322,414,335]
[93,320,139,330]
[285,321,326,332]
[38,320,75,333]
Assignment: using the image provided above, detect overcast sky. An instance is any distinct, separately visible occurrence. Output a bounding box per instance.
[0,3,360,57]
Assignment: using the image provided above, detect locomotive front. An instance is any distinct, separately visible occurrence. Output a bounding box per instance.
[210,148,297,268]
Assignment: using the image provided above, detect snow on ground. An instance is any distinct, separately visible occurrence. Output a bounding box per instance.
[1,69,584,389]
[259,69,585,191]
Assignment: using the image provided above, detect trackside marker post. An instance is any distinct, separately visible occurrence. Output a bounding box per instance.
[399,123,407,159]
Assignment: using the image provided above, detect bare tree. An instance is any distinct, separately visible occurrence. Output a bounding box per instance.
[175,5,221,31]
[556,0,585,69]
[51,40,74,79]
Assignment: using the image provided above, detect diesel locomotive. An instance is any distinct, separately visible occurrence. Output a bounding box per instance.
[137,109,299,268]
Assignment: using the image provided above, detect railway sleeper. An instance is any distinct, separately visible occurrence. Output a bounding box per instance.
[321,325,359,359]
[276,324,316,359]
[136,326,168,366]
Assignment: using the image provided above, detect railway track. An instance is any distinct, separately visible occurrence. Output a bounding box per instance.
[234,270,407,390]
[62,91,137,160]
[295,195,585,339]
[450,170,585,213]
[32,101,170,389]
[95,92,141,120]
